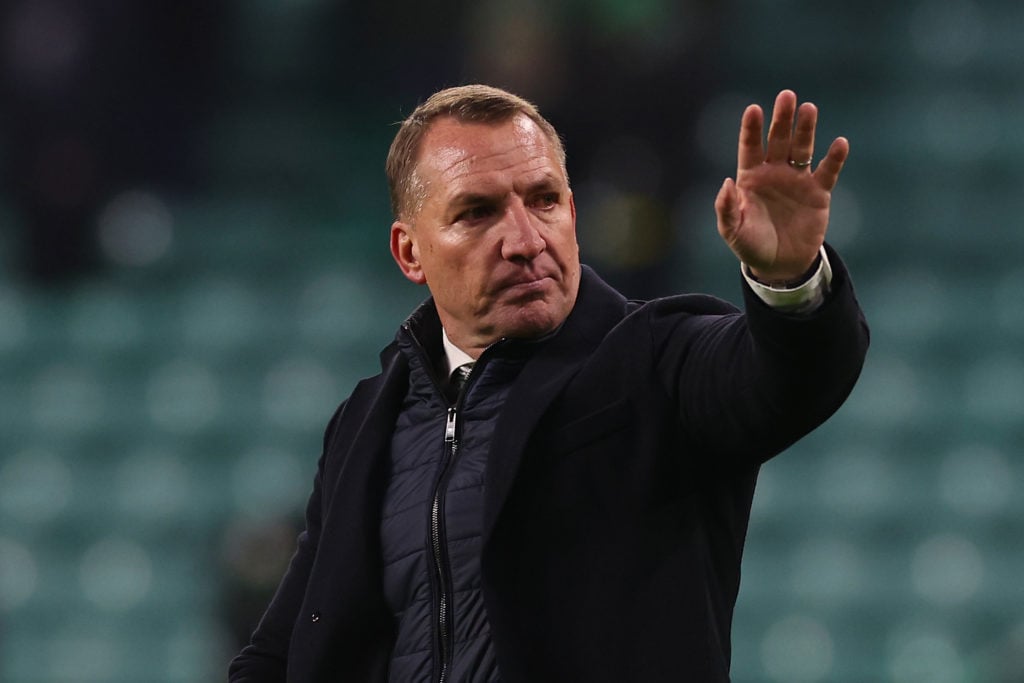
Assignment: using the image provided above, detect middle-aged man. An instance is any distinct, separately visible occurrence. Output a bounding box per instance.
[229,84,869,682]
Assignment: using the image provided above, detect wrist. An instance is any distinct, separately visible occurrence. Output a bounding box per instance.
[742,247,833,313]
[746,253,823,289]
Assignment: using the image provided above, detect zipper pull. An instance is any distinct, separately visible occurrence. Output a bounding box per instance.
[444,407,457,443]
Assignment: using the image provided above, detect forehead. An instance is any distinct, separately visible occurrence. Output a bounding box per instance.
[415,115,565,195]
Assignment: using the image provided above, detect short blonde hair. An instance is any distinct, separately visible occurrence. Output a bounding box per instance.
[385,84,566,220]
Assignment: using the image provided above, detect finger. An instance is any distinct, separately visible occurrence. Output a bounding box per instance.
[765,90,798,163]
[737,105,765,171]
[789,101,817,168]
[714,177,740,237]
[813,137,850,191]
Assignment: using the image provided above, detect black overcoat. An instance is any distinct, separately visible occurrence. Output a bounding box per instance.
[230,248,869,682]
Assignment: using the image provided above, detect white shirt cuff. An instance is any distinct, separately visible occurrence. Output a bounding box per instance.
[742,246,833,314]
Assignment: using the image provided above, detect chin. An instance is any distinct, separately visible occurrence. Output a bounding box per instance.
[496,306,566,340]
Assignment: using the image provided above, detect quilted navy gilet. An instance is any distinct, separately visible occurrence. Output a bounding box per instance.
[380,319,529,682]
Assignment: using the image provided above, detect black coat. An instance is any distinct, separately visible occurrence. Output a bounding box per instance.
[230,250,869,682]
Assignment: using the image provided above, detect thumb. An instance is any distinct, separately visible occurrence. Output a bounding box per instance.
[715,178,741,239]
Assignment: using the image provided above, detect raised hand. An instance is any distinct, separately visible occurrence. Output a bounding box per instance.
[714,90,849,284]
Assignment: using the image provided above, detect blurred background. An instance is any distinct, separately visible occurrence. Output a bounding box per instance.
[0,0,1022,681]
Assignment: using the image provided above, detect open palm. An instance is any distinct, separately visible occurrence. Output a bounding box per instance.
[715,90,849,284]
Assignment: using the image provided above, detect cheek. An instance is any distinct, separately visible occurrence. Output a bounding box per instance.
[551,231,580,264]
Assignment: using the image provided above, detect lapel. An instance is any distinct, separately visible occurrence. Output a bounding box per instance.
[482,267,628,543]
[319,270,628,585]
[319,343,409,615]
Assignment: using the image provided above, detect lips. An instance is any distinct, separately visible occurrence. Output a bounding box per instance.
[495,273,555,294]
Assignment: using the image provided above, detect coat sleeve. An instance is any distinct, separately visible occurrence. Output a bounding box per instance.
[227,403,345,682]
[651,244,869,466]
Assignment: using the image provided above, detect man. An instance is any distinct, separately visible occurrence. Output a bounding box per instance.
[229,84,869,682]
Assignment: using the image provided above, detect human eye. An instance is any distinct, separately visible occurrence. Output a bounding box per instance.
[455,203,498,224]
[531,192,560,210]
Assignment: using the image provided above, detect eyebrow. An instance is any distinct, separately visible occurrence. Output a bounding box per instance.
[447,192,498,209]
[521,176,562,195]
[446,175,563,208]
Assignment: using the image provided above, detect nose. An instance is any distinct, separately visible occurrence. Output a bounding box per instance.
[500,199,545,262]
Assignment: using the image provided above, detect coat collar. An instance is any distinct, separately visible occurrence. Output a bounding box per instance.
[481,266,628,542]
[372,265,629,542]
[309,267,627,665]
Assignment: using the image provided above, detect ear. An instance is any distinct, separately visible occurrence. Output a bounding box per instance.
[390,221,427,285]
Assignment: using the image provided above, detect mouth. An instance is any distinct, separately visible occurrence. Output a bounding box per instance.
[497,274,554,295]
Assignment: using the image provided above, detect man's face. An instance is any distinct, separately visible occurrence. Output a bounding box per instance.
[390,114,580,357]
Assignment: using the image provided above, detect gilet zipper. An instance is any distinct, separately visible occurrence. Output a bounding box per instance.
[431,405,459,683]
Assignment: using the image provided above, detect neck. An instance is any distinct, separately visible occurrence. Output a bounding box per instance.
[441,328,476,375]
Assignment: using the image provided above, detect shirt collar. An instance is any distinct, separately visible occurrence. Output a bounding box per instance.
[441,328,475,378]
